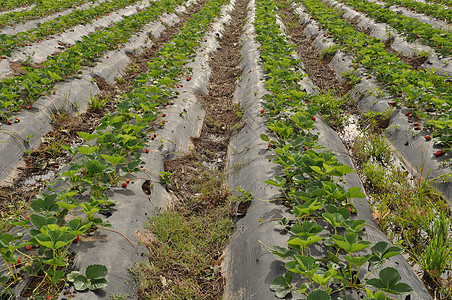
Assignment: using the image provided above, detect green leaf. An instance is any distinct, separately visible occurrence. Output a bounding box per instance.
[74,274,90,291]
[344,254,372,267]
[347,187,366,199]
[332,233,371,253]
[90,278,109,290]
[67,271,82,282]
[77,132,98,142]
[270,272,293,298]
[366,267,413,295]
[86,264,108,280]
[307,289,332,300]
[271,245,296,259]
[101,154,126,166]
[57,201,79,211]
[332,164,354,175]
[288,235,322,250]
[77,145,99,155]
[43,257,67,267]
[286,255,319,276]
[290,221,323,238]
[260,134,270,142]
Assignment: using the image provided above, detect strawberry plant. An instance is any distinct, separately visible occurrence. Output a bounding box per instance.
[0,0,142,56]
[0,0,93,30]
[67,264,108,291]
[335,0,452,55]
[297,0,452,152]
[253,0,414,297]
[0,0,186,118]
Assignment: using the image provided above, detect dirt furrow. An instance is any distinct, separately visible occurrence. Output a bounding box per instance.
[133,0,249,297]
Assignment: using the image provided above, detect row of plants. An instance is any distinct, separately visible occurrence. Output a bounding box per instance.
[381,0,451,23]
[0,0,180,119]
[252,0,415,298]
[278,0,452,295]
[425,0,452,7]
[0,0,142,56]
[0,0,37,12]
[0,0,95,29]
[333,0,452,56]
[296,0,452,153]
[0,0,233,296]
[277,0,452,296]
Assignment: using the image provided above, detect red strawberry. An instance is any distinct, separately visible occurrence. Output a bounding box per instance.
[186,76,191,81]
[7,120,12,125]
[15,118,20,123]
[151,136,155,140]
[425,135,431,140]
[435,150,445,157]
[170,101,174,105]
[126,179,130,183]
[260,109,264,114]
[27,105,31,109]
[122,182,128,188]
[414,123,419,126]
[414,126,420,130]
[162,113,166,117]
[388,102,396,106]
[312,116,316,121]
[25,245,32,250]
[16,259,21,264]
[145,148,149,153]
[46,295,54,300]
[164,103,167,107]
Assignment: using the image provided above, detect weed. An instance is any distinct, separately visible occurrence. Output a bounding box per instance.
[351,132,391,165]
[42,137,65,158]
[233,186,253,204]
[23,53,35,67]
[319,45,340,61]
[233,103,243,118]
[363,109,393,130]
[87,95,108,112]
[132,205,233,299]
[311,92,349,128]
[341,69,361,86]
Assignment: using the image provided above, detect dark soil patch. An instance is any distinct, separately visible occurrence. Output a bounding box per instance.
[277,0,351,95]
[383,37,428,70]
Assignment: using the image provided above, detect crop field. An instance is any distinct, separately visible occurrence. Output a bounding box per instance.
[0,0,451,298]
